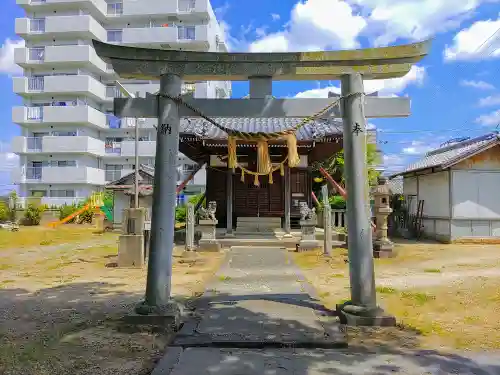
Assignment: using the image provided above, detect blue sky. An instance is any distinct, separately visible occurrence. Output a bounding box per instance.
[1,0,500,194]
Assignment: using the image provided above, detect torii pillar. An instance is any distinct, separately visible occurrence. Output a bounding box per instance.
[93,38,430,327]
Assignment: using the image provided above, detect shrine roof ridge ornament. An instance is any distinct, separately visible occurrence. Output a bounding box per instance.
[92,39,431,81]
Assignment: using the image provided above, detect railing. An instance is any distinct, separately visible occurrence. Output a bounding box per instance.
[29,47,45,61]
[178,0,196,12]
[105,170,122,182]
[178,26,196,40]
[28,77,44,91]
[332,209,347,229]
[26,167,42,180]
[27,106,43,120]
[27,137,43,152]
[29,18,45,32]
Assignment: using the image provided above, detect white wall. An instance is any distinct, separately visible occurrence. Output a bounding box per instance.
[451,170,500,219]
[418,171,450,218]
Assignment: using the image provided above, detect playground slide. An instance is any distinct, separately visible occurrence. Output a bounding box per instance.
[48,204,91,228]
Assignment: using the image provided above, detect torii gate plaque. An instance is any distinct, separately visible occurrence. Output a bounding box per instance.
[93,39,430,326]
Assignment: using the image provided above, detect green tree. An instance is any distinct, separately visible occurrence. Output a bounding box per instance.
[318,143,381,186]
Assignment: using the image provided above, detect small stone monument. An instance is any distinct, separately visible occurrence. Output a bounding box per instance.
[298,202,322,252]
[118,207,146,267]
[373,177,395,258]
[185,203,196,252]
[196,201,221,252]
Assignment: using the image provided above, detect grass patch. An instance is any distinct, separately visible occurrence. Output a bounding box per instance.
[376,286,398,294]
[423,268,441,273]
[400,291,436,305]
[0,225,117,250]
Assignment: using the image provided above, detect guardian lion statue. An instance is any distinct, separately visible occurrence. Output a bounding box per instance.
[299,202,317,222]
[198,201,217,221]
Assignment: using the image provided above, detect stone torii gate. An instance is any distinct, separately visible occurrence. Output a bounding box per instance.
[93,39,430,325]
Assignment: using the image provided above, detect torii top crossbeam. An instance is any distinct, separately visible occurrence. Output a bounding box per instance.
[92,39,430,81]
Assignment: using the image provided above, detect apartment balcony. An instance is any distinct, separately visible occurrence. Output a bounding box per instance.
[120,25,209,49]
[15,15,107,41]
[16,0,213,21]
[119,0,211,19]
[13,75,107,102]
[16,0,107,21]
[14,46,111,76]
[13,166,105,185]
[104,141,156,157]
[12,105,107,129]
[11,136,105,156]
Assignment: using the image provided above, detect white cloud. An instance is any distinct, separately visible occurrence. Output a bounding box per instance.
[0,142,19,174]
[460,79,495,90]
[382,154,408,174]
[0,38,24,75]
[249,0,367,52]
[271,13,281,21]
[444,14,500,61]
[294,65,426,98]
[350,0,498,47]
[478,95,500,107]
[402,141,435,155]
[475,110,500,126]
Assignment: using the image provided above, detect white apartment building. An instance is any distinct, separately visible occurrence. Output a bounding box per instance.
[11,0,229,207]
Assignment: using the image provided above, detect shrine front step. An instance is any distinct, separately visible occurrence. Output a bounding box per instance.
[235,217,282,233]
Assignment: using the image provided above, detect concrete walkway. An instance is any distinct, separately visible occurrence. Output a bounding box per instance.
[152,247,500,375]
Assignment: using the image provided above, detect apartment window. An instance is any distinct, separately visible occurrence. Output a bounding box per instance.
[29,47,45,61]
[30,190,47,197]
[107,2,123,15]
[107,30,123,42]
[52,131,77,136]
[178,26,195,40]
[50,190,76,198]
[105,164,123,181]
[30,18,45,33]
[49,160,77,167]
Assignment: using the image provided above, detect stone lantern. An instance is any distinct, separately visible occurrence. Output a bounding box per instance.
[372,176,394,258]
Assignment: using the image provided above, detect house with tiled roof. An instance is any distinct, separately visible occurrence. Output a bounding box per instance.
[390,132,500,242]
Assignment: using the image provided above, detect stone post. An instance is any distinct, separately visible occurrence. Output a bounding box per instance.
[135,74,182,323]
[298,203,322,252]
[118,207,146,268]
[197,201,221,252]
[322,184,332,256]
[185,203,195,251]
[336,73,395,327]
[373,177,394,258]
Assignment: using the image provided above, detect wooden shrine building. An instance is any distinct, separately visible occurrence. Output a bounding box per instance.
[178,116,343,229]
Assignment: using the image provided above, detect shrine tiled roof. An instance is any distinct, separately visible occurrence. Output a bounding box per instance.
[179,117,343,140]
[391,132,500,178]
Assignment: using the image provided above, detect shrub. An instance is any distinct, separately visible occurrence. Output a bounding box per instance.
[329,195,346,209]
[59,204,78,223]
[0,201,9,222]
[175,206,187,223]
[78,207,94,224]
[23,204,44,226]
